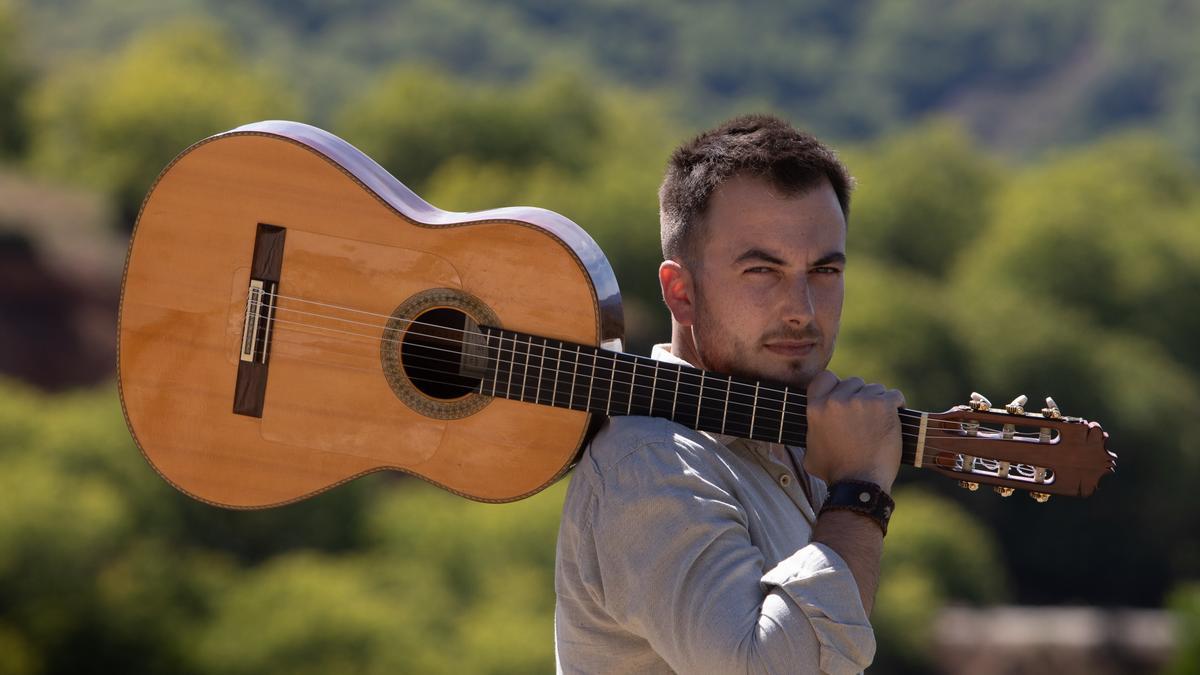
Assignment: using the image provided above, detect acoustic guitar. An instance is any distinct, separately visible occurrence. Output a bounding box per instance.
[117,121,1116,509]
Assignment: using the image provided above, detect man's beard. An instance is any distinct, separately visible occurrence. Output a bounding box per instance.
[690,282,827,388]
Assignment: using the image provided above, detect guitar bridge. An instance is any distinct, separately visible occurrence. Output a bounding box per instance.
[240,279,278,364]
[233,223,287,418]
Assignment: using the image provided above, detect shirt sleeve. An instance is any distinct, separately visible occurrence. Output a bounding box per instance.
[586,432,875,674]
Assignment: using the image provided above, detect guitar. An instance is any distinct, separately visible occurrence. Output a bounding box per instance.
[117,121,1116,508]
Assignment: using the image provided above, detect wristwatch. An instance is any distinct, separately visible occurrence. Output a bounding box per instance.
[819,480,895,536]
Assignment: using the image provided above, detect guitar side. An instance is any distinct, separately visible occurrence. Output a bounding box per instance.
[117,122,624,508]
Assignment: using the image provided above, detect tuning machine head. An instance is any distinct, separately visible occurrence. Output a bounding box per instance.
[1030,491,1051,503]
[1041,396,1063,419]
[958,480,980,491]
[1005,395,1028,415]
[969,392,992,412]
[993,486,1015,497]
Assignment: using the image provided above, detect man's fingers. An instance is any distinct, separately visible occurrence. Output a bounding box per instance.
[888,388,907,409]
[862,383,887,396]
[830,376,865,400]
[807,370,839,399]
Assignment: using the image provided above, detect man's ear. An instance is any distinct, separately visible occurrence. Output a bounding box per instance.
[659,260,696,327]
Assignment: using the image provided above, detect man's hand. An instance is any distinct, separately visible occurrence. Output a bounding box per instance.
[803,371,905,493]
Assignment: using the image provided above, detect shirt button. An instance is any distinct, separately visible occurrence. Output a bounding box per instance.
[779,474,792,487]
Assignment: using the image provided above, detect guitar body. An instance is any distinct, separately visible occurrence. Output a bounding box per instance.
[118,121,624,508]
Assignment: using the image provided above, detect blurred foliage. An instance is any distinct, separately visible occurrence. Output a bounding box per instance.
[23,18,300,225]
[0,377,568,673]
[1,1,1199,672]
[0,0,30,157]
[1169,582,1200,675]
[12,0,1200,159]
[871,488,1008,673]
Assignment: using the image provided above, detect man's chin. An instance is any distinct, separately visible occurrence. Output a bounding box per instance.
[735,357,820,390]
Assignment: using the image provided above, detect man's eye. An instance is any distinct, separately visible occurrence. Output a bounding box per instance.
[745,267,773,274]
[812,266,842,275]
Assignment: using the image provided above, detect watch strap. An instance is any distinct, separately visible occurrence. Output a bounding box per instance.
[819,480,895,536]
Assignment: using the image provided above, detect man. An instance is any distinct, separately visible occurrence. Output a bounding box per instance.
[554,114,905,674]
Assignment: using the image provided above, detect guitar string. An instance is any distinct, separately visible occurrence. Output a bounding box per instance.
[263,311,1058,445]
[260,305,1054,443]
[264,312,986,443]
[266,333,956,468]
[266,333,1060,482]
[259,290,1049,432]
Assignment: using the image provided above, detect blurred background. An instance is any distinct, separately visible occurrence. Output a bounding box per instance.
[1,0,1198,672]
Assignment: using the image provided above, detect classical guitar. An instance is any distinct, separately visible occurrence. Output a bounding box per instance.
[117,121,1116,508]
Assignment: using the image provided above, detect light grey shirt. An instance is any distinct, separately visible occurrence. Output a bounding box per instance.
[554,344,875,674]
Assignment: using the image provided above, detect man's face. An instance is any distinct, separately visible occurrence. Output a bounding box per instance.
[684,174,846,388]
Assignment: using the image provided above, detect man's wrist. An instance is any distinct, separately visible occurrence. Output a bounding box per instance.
[819,480,895,536]
[827,471,895,494]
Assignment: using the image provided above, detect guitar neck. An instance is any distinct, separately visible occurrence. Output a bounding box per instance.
[477,327,922,466]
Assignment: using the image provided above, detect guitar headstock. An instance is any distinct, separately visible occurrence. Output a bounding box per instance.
[914,393,1116,501]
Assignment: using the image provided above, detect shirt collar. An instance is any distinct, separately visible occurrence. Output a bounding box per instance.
[650,343,690,367]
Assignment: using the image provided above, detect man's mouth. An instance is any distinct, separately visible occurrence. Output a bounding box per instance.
[763,341,817,357]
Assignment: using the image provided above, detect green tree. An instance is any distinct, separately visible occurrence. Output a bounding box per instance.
[1168,582,1200,675]
[872,487,1007,673]
[24,18,300,226]
[843,120,999,278]
[0,0,30,157]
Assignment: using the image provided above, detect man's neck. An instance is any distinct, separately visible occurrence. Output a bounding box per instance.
[668,324,798,465]
[669,323,704,370]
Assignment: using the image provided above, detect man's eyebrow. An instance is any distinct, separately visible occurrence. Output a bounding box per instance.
[733,248,789,266]
[812,252,847,267]
[732,249,847,267]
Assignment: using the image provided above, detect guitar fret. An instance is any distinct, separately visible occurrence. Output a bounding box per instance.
[585,349,595,410]
[672,364,680,419]
[505,334,516,399]
[628,360,637,415]
[534,337,544,404]
[695,372,705,429]
[650,362,658,415]
[749,382,759,440]
[487,331,499,397]
[777,387,788,443]
[606,353,614,415]
[549,338,560,407]
[571,346,580,410]
[721,375,731,434]
[521,335,532,402]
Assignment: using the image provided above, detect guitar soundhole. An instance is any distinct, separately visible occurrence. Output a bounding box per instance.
[400,308,478,400]
[380,288,499,419]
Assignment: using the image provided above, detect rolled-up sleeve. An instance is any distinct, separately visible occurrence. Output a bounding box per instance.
[584,434,875,674]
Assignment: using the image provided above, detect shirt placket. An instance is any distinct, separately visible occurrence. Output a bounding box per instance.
[736,439,819,525]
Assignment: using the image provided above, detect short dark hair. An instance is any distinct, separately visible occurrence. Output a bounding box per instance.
[659,114,853,263]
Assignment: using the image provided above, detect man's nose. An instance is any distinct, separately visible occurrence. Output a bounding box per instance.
[782,276,816,325]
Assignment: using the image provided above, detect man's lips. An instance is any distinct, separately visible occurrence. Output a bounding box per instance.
[764,341,817,357]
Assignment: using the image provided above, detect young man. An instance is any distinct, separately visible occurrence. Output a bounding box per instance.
[554,114,905,674]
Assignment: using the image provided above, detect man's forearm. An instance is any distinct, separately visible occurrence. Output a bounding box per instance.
[811,510,884,615]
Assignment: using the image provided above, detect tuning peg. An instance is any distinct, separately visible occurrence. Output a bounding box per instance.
[1030,491,1051,503]
[958,480,980,491]
[1005,395,1028,415]
[969,392,992,412]
[994,486,1015,497]
[1041,396,1063,419]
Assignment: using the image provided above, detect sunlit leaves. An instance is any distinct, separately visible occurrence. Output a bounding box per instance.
[25,18,299,223]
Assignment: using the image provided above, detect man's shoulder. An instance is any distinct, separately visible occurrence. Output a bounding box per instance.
[580,416,730,484]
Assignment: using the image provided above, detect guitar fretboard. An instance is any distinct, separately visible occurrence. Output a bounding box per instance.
[479,327,810,446]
